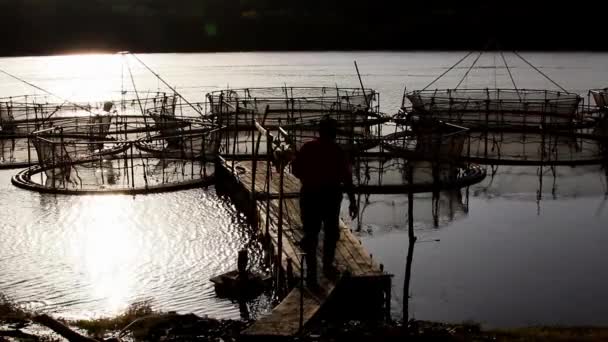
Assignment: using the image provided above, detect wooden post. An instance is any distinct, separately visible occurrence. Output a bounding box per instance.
[265,135,273,239]
[404,164,417,325]
[51,139,56,189]
[385,276,392,322]
[251,112,257,202]
[276,163,285,297]
[251,106,269,222]
[130,143,135,189]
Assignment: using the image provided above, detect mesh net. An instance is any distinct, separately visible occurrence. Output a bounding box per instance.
[591,89,608,109]
[463,131,606,164]
[405,89,582,126]
[32,157,213,192]
[207,87,379,128]
[381,120,468,160]
[137,127,221,160]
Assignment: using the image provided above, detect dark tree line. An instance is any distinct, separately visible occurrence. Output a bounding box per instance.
[0,0,604,56]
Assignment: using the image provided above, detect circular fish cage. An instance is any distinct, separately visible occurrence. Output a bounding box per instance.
[347,118,486,193]
[0,92,181,136]
[353,156,486,194]
[11,114,221,195]
[12,154,215,195]
[461,130,608,166]
[206,86,384,129]
[136,125,221,161]
[206,87,388,159]
[380,118,608,166]
[379,118,469,162]
[590,88,608,110]
[401,88,589,130]
[0,92,205,169]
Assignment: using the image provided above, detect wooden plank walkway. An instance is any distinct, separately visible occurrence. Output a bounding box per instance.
[217,160,389,339]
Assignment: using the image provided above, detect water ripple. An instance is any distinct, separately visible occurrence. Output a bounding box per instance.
[0,170,268,320]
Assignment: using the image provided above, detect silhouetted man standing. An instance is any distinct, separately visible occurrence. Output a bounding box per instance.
[292,117,358,287]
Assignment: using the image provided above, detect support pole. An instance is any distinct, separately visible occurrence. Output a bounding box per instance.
[403,165,417,325]
[276,163,286,297]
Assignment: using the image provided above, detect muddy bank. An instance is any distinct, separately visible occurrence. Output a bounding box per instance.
[2,294,607,342]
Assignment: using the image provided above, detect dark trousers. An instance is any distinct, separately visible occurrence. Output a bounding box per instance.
[299,187,342,283]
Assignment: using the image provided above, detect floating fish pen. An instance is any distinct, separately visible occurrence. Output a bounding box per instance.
[380,117,468,161]
[0,95,89,135]
[401,88,584,129]
[352,157,485,195]
[590,88,608,111]
[352,120,484,194]
[206,87,384,129]
[0,91,180,134]
[399,51,591,130]
[135,121,221,160]
[208,87,387,159]
[11,116,220,195]
[461,129,608,166]
[0,93,195,169]
[383,117,607,166]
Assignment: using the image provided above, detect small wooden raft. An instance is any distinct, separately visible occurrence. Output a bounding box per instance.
[218,160,389,339]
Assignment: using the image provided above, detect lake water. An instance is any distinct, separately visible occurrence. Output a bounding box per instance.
[0,51,607,327]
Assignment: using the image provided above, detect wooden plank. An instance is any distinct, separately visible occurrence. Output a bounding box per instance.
[242,281,338,337]
[342,229,377,269]
[246,162,381,277]
[220,158,388,338]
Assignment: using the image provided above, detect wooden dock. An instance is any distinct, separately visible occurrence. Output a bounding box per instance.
[216,159,391,339]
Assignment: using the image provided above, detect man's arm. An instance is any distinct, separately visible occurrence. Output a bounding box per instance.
[291,143,307,180]
[339,147,358,218]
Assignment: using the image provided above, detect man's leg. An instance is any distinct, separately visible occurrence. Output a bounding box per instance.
[300,191,322,286]
[322,191,342,275]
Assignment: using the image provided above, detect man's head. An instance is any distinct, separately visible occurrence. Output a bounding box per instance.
[318,116,338,141]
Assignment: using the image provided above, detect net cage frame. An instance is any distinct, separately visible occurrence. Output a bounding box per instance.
[206,86,384,128]
[0,91,211,169]
[351,155,487,194]
[382,117,608,166]
[400,88,585,129]
[459,128,608,166]
[11,113,220,194]
[348,117,484,194]
[589,88,608,113]
[245,117,486,196]
[0,91,185,136]
[378,117,470,163]
[135,123,222,161]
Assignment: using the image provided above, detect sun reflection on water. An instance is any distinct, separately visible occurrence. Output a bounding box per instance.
[68,196,138,316]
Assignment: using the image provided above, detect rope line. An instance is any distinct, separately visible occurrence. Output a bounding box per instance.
[421,51,475,91]
[0,68,94,121]
[501,52,521,101]
[455,51,483,89]
[512,51,569,93]
[128,53,204,117]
